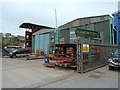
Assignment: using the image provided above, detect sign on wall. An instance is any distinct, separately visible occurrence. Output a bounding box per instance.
[75,29,98,38]
[83,44,89,52]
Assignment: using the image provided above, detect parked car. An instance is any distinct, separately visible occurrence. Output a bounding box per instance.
[108,49,120,70]
[9,49,30,58]
[4,48,15,53]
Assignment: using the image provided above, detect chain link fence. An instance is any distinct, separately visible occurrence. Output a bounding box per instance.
[83,44,118,72]
[77,41,118,73]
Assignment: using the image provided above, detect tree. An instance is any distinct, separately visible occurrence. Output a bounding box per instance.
[2,37,25,48]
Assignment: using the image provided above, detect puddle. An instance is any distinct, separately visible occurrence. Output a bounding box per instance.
[89,74,101,79]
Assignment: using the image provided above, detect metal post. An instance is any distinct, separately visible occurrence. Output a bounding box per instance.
[80,37,84,73]
[78,38,81,72]
[55,9,58,28]
[77,38,79,72]
[77,37,84,73]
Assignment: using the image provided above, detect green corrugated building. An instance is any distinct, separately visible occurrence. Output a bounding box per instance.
[32,14,114,54]
[52,15,114,45]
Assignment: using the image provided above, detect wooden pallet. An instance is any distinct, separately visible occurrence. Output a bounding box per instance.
[43,63,55,68]
[0,56,10,58]
[19,56,44,60]
[54,57,75,61]
[69,65,77,68]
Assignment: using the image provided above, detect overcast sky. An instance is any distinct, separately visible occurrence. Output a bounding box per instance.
[1,0,119,36]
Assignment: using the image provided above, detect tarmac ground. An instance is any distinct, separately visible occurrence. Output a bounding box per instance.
[2,57,119,88]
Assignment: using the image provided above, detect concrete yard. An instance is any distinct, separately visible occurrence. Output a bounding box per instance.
[2,57,119,88]
[42,66,119,88]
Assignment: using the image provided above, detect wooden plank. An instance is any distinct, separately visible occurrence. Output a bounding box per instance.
[43,63,55,68]
[54,57,75,61]
[69,65,77,68]
[19,56,44,60]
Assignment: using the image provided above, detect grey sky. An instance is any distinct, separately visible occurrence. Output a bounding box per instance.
[1,0,119,36]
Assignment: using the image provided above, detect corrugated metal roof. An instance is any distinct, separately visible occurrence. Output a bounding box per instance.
[60,20,109,30]
[19,22,54,29]
[58,14,111,28]
[33,29,55,35]
[76,14,111,21]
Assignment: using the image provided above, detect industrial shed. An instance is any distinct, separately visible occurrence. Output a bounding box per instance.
[57,19,114,45]
[54,15,114,45]
[32,14,115,55]
[58,15,111,30]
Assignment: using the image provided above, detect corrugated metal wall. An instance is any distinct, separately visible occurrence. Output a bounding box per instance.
[69,20,111,44]
[54,30,59,44]
[70,28,77,43]
[44,33,50,54]
[94,20,110,44]
[34,33,50,54]
[32,35,35,53]
[58,29,70,44]
[39,34,44,51]
[35,34,39,50]
[109,18,114,44]
[49,31,55,46]
[77,24,95,31]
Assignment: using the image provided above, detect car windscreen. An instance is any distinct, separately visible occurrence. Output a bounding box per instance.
[12,49,18,53]
[5,48,15,53]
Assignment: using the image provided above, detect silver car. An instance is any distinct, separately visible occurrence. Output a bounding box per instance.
[108,49,120,70]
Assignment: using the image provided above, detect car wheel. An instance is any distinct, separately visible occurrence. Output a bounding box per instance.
[109,66,114,70]
[12,55,17,58]
[10,56,13,58]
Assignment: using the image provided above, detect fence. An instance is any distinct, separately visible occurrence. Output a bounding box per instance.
[76,38,118,73]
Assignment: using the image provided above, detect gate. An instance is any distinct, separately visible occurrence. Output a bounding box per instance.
[77,38,118,73]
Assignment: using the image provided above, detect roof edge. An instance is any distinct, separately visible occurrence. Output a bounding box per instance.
[19,22,54,29]
[58,14,111,28]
